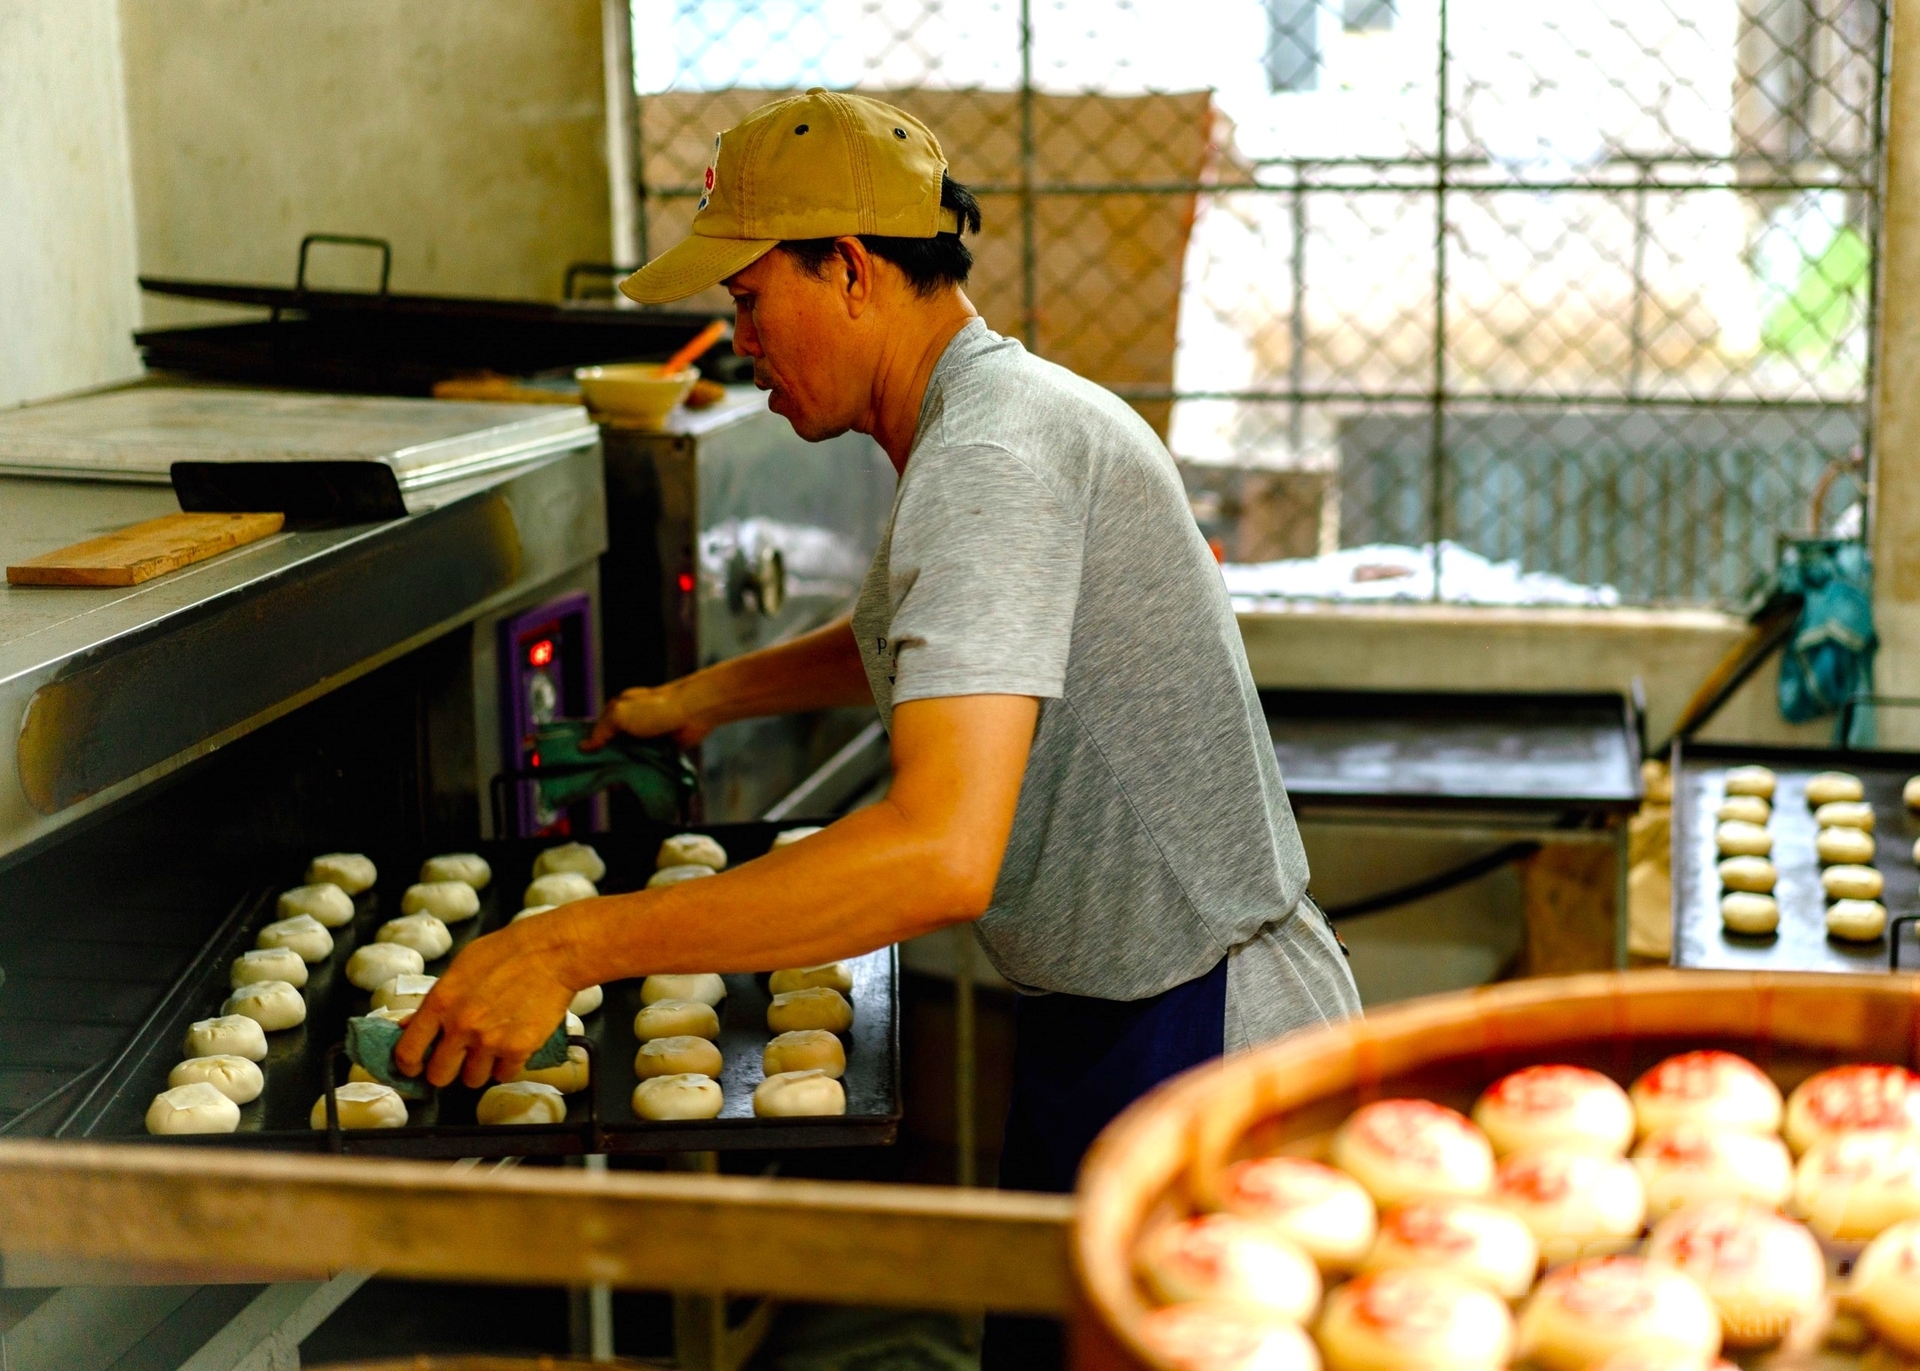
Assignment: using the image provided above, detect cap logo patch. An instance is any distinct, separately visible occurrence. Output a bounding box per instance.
[697,134,719,211]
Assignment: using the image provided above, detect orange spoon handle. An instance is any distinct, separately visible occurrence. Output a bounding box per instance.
[662,319,727,376]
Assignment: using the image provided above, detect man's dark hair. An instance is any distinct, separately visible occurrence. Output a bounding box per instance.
[779,174,983,296]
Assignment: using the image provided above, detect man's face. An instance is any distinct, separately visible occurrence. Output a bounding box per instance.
[725,250,869,441]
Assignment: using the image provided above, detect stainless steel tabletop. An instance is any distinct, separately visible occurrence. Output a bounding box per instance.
[0,401,606,869]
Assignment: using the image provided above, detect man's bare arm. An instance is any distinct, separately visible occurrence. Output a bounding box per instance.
[399,693,1039,1088]
[587,613,871,749]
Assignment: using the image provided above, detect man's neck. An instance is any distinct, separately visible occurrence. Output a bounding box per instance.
[865,291,978,473]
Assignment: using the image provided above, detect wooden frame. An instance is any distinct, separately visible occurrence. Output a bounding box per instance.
[0,1140,1075,1314]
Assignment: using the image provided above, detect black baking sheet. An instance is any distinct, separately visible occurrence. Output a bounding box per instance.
[56,824,899,1156]
[1264,689,1642,818]
[1672,741,1920,972]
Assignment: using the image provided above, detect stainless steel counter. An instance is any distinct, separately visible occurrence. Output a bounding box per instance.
[0,440,606,869]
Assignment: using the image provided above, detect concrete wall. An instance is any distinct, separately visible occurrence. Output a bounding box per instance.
[120,0,611,327]
[0,0,143,409]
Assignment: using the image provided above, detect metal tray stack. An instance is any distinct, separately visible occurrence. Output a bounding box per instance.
[1672,741,1920,972]
[55,824,899,1156]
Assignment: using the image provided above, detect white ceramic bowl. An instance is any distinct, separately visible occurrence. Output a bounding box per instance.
[574,364,698,428]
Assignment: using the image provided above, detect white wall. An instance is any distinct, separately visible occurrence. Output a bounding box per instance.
[0,0,143,409]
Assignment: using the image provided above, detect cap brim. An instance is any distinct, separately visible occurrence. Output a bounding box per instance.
[619,235,779,304]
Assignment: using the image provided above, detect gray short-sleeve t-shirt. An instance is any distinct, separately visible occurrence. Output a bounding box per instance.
[851,320,1358,1051]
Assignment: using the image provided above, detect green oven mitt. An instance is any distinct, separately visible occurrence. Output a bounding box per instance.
[344,1015,572,1101]
[529,719,695,821]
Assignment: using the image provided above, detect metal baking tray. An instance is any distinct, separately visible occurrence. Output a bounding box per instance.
[1264,689,1643,821]
[1671,741,1920,973]
[55,825,900,1156]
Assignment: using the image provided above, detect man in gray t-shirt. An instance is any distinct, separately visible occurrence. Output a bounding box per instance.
[401,95,1358,1319]
[854,317,1357,1051]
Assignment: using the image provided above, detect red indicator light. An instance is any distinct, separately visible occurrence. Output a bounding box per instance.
[677,572,696,594]
[529,751,541,767]
[528,638,554,667]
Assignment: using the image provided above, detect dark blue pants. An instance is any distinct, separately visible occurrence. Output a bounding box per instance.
[981,956,1229,1370]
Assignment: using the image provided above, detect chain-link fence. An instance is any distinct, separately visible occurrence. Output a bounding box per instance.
[629,0,1884,608]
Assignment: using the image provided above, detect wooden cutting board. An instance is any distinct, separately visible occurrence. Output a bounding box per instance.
[6,511,284,587]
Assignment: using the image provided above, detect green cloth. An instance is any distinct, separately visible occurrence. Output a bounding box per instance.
[342,1015,572,1101]
[530,719,694,821]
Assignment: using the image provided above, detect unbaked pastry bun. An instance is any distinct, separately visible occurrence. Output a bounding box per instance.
[371,973,437,1013]
[1792,1128,1920,1241]
[754,1069,846,1116]
[769,962,854,995]
[1784,1063,1920,1155]
[306,852,376,894]
[1135,1302,1321,1371]
[1823,864,1884,902]
[1713,822,1771,858]
[1492,1148,1646,1263]
[1722,766,1775,799]
[146,1081,242,1135]
[168,1053,264,1104]
[1827,898,1888,941]
[231,947,308,990]
[400,880,480,924]
[768,986,854,1034]
[183,1014,268,1062]
[1716,857,1776,894]
[1714,796,1770,826]
[1806,772,1866,806]
[1315,1267,1513,1371]
[523,871,597,908]
[513,904,555,923]
[420,852,491,888]
[309,1080,408,1129]
[533,841,605,882]
[569,985,604,1016]
[635,1034,723,1080]
[1136,1214,1320,1321]
[1360,1198,1539,1301]
[1216,1155,1378,1272]
[1817,826,1878,866]
[375,912,453,960]
[1471,1064,1635,1157]
[641,973,726,1007]
[1719,893,1778,935]
[764,1029,847,1079]
[1515,1257,1721,1371]
[1645,1200,1823,1346]
[1629,1051,1783,1137]
[633,1072,724,1120]
[276,882,355,927]
[648,864,715,889]
[222,979,306,1031]
[345,942,424,991]
[1850,1216,1920,1353]
[658,833,728,871]
[256,913,334,962]
[634,998,721,1042]
[771,826,823,849]
[1330,1099,1495,1207]
[1817,800,1876,831]
[476,1080,567,1126]
[1632,1125,1792,1216]
[513,1044,590,1094]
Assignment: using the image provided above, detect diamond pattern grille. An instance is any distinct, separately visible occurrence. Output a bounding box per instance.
[631,0,1884,605]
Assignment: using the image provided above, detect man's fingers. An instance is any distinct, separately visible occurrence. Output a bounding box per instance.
[394,1007,443,1075]
[426,1031,471,1089]
[462,1049,498,1091]
[582,707,621,752]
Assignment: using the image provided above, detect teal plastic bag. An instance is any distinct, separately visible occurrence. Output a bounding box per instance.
[1776,540,1876,745]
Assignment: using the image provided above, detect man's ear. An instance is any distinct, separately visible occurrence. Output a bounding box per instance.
[835,237,875,317]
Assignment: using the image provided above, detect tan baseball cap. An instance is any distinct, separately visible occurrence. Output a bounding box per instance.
[619,89,960,305]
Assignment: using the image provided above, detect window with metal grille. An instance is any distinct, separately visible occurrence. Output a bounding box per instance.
[628,0,1884,608]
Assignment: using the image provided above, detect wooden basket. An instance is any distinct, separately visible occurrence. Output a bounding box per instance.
[1069,969,1920,1370]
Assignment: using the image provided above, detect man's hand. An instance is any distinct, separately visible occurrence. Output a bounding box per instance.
[585,682,709,751]
[394,919,580,1088]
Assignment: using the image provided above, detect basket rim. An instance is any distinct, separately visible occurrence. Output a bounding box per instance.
[1070,967,1920,1371]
